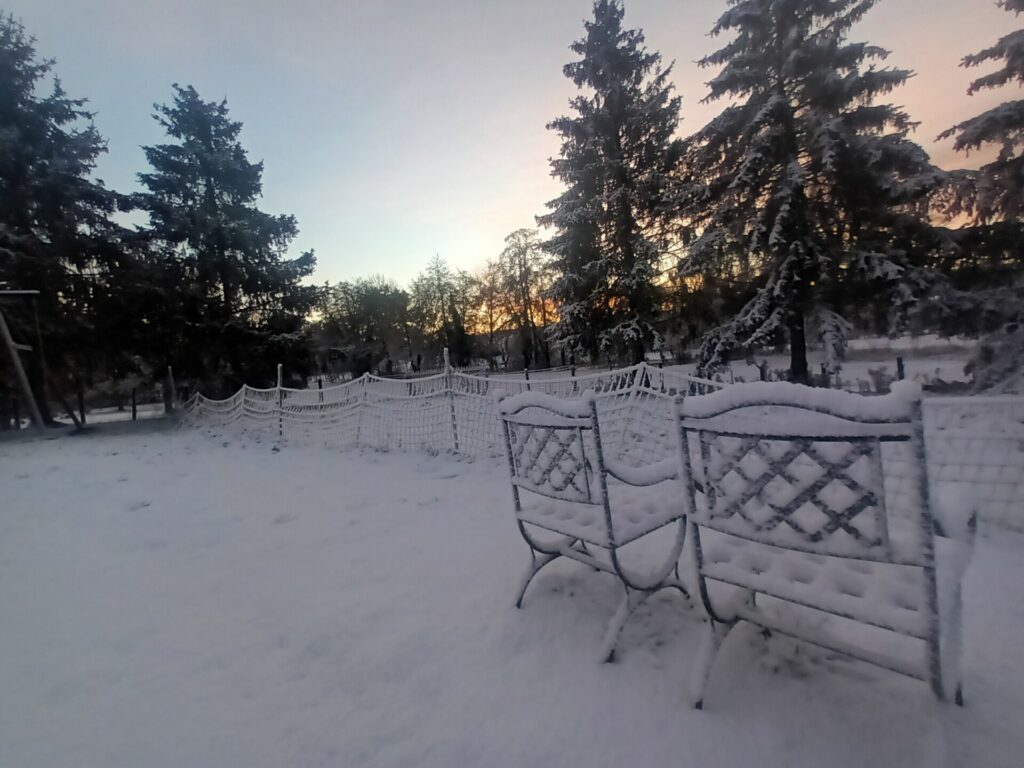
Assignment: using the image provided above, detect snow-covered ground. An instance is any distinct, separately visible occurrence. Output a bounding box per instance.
[3,428,1023,768]
[52,402,166,426]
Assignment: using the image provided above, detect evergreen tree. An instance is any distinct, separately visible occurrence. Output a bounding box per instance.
[539,0,682,365]
[938,0,1024,225]
[935,0,1024,391]
[679,0,942,381]
[135,84,317,390]
[0,14,127,419]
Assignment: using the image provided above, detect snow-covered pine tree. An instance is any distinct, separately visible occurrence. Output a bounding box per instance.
[936,0,1024,392]
[679,0,942,382]
[135,84,318,390]
[538,0,682,365]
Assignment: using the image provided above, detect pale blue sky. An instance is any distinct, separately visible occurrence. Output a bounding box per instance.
[7,0,1018,284]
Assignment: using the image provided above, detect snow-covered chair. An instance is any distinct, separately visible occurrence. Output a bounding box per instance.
[499,391,688,661]
[677,381,975,709]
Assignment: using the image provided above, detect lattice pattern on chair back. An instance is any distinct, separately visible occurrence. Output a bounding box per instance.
[500,396,602,505]
[680,385,927,564]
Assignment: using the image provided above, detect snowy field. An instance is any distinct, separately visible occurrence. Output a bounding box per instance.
[3,427,1024,768]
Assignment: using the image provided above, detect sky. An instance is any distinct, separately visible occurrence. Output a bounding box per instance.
[7,0,1020,285]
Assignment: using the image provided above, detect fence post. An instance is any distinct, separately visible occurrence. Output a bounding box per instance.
[444,347,459,453]
[276,363,283,441]
[897,356,906,381]
[131,387,137,421]
[356,375,365,447]
[167,366,176,412]
[318,377,324,403]
[524,366,531,392]
[77,377,86,424]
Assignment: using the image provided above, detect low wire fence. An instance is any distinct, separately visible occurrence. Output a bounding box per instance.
[182,363,723,463]
[182,363,1024,530]
[922,395,1024,530]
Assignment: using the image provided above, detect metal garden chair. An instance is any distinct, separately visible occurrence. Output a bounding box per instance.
[498,391,688,661]
[677,381,975,709]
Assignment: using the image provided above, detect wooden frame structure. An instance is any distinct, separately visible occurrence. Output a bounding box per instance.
[0,290,44,429]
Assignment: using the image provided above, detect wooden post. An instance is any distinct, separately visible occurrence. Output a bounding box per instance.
[31,297,50,410]
[166,366,176,411]
[896,356,906,381]
[524,366,531,391]
[76,378,86,425]
[443,350,459,453]
[131,387,138,421]
[276,363,284,440]
[318,377,324,403]
[0,305,44,429]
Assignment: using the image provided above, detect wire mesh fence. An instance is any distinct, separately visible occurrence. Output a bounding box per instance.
[181,363,1024,529]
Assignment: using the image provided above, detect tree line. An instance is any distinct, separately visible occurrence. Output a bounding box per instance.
[1,0,1021,418]
[320,0,1022,386]
[540,0,1022,384]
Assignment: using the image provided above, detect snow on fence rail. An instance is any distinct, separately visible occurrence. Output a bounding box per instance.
[182,365,1024,529]
[182,363,722,463]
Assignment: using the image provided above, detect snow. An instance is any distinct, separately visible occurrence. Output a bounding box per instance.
[3,428,1024,767]
[680,379,921,422]
[498,389,597,417]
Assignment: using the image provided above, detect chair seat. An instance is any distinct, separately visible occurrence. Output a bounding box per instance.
[701,529,971,639]
[518,479,683,548]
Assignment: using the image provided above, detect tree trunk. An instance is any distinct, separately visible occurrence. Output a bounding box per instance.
[631,337,645,366]
[789,310,810,384]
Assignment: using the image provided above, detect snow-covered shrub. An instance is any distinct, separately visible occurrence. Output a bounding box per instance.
[968,322,1024,393]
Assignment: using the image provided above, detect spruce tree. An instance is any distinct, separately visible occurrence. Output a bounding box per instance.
[936,0,1024,391]
[680,0,942,381]
[938,0,1024,225]
[539,0,682,365]
[0,14,126,419]
[135,84,317,390]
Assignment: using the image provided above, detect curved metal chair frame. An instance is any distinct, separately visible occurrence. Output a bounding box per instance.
[499,392,688,662]
[676,383,973,709]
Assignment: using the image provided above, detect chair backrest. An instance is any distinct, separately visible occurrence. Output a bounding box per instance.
[678,381,933,566]
[499,391,605,506]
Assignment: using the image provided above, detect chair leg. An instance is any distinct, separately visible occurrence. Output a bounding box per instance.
[515,550,561,609]
[600,586,652,663]
[689,618,736,710]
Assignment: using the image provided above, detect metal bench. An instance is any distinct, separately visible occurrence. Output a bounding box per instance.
[498,391,687,661]
[677,381,975,708]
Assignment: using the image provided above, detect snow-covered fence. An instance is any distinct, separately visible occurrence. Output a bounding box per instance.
[182,369,1024,530]
[181,363,723,462]
[923,396,1024,531]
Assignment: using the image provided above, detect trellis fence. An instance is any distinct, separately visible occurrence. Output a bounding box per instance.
[182,364,1024,529]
